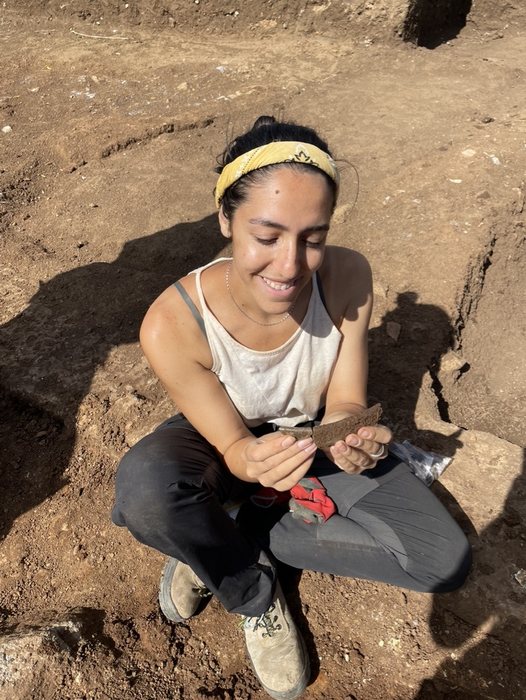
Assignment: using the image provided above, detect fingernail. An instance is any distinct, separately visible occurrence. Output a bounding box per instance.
[348,436,359,446]
[281,436,295,447]
[359,429,371,438]
[297,438,313,448]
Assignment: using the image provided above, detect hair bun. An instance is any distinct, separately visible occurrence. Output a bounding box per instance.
[252,115,277,129]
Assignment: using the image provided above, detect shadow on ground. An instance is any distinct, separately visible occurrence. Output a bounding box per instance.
[413,448,526,700]
[0,213,225,540]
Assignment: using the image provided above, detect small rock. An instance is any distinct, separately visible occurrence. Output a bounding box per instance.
[462,148,477,158]
[476,190,491,200]
[332,203,353,224]
[386,322,401,342]
[2,125,12,133]
[484,153,501,165]
[444,611,456,626]
[440,350,467,374]
[514,569,526,588]
[177,81,188,91]
[373,280,388,299]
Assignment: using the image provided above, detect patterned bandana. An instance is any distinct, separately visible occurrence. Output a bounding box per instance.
[214,141,340,209]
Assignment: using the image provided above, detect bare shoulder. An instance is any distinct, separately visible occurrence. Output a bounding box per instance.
[319,246,373,322]
[140,274,211,370]
[322,245,371,279]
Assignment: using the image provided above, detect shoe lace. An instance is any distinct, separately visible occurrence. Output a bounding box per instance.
[192,583,212,598]
[240,603,282,638]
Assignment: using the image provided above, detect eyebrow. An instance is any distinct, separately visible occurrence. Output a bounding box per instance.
[248,217,330,233]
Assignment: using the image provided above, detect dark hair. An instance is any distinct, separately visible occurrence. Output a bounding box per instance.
[216,116,337,219]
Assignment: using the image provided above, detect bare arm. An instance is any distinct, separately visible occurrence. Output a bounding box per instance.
[140,279,316,489]
[319,248,391,473]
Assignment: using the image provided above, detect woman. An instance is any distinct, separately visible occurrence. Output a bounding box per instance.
[112,117,471,700]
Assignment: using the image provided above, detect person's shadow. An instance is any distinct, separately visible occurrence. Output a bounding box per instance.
[0,213,226,541]
[368,292,526,698]
[413,449,526,700]
[368,290,463,458]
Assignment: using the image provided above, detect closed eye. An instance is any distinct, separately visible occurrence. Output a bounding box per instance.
[255,237,278,246]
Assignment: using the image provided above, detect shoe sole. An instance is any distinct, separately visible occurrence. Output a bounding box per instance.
[158,556,187,623]
[247,629,311,700]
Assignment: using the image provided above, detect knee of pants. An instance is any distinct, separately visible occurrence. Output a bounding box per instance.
[111,439,211,538]
[412,532,473,593]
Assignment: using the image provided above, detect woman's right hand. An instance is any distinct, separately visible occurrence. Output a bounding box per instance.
[241,433,317,492]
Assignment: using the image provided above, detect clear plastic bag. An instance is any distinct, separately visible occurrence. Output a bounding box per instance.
[389,440,451,486]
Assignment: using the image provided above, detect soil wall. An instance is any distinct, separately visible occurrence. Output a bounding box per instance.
[8,0,476,44]
[469,0,526,30]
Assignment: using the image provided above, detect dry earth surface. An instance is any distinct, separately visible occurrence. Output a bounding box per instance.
[1,1,526,699]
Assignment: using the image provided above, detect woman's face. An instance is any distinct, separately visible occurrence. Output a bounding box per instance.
[219,167,334,317]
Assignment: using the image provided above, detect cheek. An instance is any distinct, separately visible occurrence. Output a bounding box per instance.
[232,235,269,264]
[306,247,326,271]
[244,248,270,271]
[232,242,266,274]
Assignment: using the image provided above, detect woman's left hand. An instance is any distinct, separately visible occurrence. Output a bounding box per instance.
[324,424,392,474]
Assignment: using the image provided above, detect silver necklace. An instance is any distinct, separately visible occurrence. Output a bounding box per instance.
[225,262,297,327]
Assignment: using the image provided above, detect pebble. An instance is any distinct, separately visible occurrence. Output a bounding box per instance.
[2,125,12,133]
[332,203,353,224]
[386,322,401,342]
[440,350,466,374]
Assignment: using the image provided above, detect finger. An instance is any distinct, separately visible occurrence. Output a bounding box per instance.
[331,442,372,471]
[344,425,391,457]
[253,435,316,469]
[258,441,317,487]
[250,432,298,461]
[356,424,392,444]
[344,435,383,460]
[268,455,316,492]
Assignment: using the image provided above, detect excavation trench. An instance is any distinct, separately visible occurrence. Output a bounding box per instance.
[439,207,526,447]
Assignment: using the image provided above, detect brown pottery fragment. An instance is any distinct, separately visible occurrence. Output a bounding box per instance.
[281,403,383,448]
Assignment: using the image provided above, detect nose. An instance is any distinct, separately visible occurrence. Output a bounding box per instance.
[276,240,301,278]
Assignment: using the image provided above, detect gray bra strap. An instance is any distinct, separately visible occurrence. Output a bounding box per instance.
[173,281,207,339]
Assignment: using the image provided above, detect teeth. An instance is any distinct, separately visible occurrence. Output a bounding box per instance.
[263,277,293,291]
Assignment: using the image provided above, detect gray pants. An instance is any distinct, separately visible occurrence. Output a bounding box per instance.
[111,414,472,616]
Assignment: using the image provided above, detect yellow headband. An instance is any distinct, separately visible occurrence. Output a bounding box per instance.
[215,141,339,209]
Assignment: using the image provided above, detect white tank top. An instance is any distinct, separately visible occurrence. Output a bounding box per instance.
[191,258,342,428]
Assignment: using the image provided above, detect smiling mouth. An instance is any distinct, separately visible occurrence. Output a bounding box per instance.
[261,277,295,291]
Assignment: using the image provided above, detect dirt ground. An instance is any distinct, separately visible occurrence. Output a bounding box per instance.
[1,1,526,699]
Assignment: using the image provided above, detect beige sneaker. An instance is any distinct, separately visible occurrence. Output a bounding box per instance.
[241,583,310,700]
[159,557,211,623]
